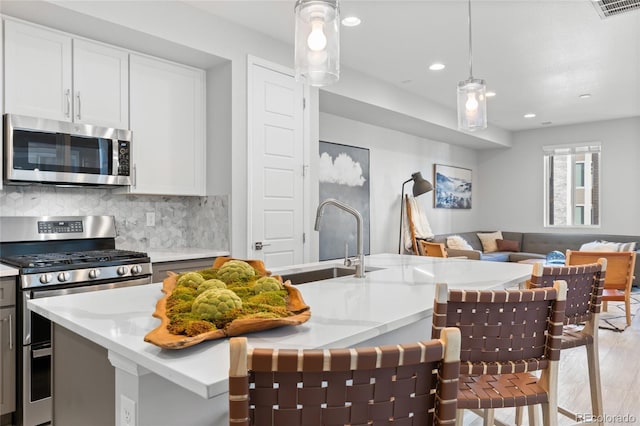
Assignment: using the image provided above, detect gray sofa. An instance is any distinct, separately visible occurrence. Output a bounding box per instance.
[432,231,640,286]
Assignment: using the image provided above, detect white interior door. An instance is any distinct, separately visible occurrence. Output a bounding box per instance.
[249,61,305,267]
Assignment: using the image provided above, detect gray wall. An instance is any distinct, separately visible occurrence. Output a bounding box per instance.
[319,113,480,255]
[477,116,640,235]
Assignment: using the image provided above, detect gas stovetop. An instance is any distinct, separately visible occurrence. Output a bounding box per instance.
[0,215,152,289]
[1,249,149,270]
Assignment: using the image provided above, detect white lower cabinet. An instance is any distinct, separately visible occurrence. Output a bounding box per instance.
[128,54,206,196]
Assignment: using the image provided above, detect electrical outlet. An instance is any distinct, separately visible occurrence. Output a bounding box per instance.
[145,212,155,227]
[120,395,136,426]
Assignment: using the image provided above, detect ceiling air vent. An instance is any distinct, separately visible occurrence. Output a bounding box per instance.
[591,0,640,18]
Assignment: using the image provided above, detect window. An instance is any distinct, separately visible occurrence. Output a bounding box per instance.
[543,143,600,227]
[575,162,585,187]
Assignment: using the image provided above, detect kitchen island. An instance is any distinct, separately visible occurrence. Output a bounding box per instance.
[28,254,533,426]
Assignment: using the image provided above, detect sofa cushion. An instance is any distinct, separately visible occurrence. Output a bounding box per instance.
[477,231,503,253]
[446,235,473,250]
[496,239,520,252]
[480,252,511,262]
[508,252,547,262]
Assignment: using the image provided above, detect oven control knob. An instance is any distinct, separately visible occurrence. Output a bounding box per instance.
[117,266,129,276]
[57,272,71,282]
[88,269,101,279]
[39,274,53,284]
[131,265,142,275]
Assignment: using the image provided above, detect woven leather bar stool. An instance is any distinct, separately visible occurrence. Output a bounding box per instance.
[432,281,567,426]
[516,260,606,426]
[228,327,461,426]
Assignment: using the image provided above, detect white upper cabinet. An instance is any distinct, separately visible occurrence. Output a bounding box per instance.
[128,54,205,196]
[4,20,72,122]
[72,39,128,129]
[4,20,128,129]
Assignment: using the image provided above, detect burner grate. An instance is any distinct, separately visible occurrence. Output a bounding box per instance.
[0,249,148,269]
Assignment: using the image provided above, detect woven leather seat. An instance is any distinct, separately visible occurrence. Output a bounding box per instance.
[520,260,606,425]
[432,281,567,426]
[228,327,461,426]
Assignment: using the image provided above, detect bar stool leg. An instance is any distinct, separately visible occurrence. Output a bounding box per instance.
[586,340,604,426]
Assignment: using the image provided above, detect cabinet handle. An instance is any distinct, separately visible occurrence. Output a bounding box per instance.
[8,313,12,350]
[2,314,12,350]
[65,89,71,117]
[76,92,82,120]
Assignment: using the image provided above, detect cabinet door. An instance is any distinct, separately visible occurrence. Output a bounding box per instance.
[73,39,129,129]
[4,20,72,121]
[0,307,16,416]
[129,54,205,196]
[152,258,218,282]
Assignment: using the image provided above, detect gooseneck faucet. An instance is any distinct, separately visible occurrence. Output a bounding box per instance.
[314,198,365,278]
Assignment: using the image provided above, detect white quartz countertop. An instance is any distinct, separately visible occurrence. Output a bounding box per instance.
[0,263,19,277]
[27,254,533,400]
[148,248,230,263]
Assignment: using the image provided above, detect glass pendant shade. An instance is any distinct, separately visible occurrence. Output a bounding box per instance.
[457,77,487,131]
[294,0,340,87]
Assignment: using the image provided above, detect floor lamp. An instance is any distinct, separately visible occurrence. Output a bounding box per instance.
[398,172,433,254]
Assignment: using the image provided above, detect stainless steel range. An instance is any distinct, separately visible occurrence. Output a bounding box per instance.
[0,216,152,426]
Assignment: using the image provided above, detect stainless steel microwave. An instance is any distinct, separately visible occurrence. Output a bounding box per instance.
[3,114,132,186]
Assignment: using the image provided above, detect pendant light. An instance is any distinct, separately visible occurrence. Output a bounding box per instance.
[294,0,340,87]
[457,0,487,131]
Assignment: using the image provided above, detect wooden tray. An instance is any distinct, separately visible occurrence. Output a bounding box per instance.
[144,257,311,349]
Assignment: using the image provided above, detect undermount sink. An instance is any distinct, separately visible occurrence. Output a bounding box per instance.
[280,266,384,285]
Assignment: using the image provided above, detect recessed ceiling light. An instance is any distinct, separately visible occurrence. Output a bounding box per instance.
[485,91,496,98]
[524,113,536,118]
[342,16,361,27]
[579,93,592,99]
[429,63,445,71]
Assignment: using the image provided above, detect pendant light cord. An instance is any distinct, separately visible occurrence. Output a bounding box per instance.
[468,0,473,79]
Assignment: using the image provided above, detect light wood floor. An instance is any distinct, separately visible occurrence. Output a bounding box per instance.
[462,300,640,425]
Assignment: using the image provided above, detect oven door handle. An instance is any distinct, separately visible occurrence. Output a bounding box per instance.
[32,347,52,359]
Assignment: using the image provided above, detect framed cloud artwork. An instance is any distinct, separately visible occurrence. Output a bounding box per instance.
[434,164,472,209]
[318,141,370,261]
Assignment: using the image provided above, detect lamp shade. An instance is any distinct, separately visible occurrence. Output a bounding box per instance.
[457,77,487,131]
[294,0,340,87]
[411,172,433,196]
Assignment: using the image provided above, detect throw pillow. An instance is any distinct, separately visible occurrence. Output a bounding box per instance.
[579,240,621,252]
[598,240,637,252]
[496,239,520,252]
[446,235,473,250]
[617,241,637,252]
[477,231,503,253]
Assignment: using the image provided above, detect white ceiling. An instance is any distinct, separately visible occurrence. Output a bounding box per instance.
[185,0,640,132]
